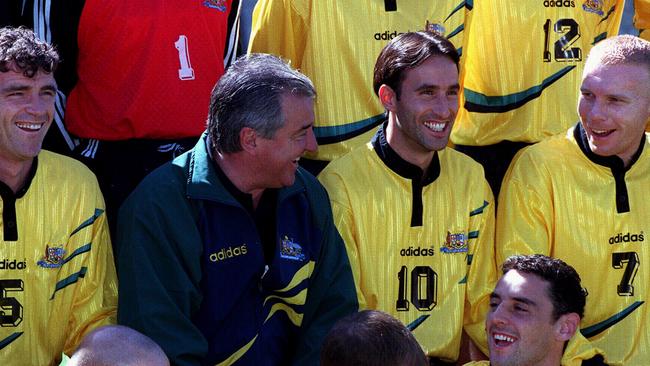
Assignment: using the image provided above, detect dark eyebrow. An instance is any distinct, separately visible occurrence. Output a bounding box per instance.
[290,123,312,137]
[580,87,630,100]
[512,296,538,307]
[490,292,538,308]
[1,84,30,93]
[42,83,58,93]
[415,83,460,92]
[1,83,57,94]
[298,122,313,132]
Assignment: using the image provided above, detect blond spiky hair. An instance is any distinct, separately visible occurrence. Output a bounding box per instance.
[586,34,650,74]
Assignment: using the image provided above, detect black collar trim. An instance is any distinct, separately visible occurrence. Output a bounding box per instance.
[371,122,441,227]
[0,157,39,241]
[574,123,645,172]
[573,123,645,213]
[371,121,440,185]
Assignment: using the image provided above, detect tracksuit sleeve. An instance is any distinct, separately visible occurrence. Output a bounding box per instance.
[116,178,206,366]
[290,184,359,366]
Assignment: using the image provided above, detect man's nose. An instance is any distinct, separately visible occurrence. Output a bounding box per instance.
[26,93,52,117]
[304,128,318,153]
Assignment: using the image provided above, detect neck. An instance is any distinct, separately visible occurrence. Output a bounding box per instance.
[385,115,435,171]
[0,159,33,193]
[214,151,265,209]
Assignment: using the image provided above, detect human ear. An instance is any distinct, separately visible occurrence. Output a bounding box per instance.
[239,127,257,153]
[378,84,397,112]
[555,312,580,342]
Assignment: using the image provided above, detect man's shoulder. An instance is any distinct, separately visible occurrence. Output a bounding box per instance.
[508,131,578,176]
[39,150,100,188]
[519,130,575,160]
[444,147,488,174]
[130,160,188,202]
[295,167,330,204]
[442,148,494,195]
[319,142,377,180]
[117,153,195,221]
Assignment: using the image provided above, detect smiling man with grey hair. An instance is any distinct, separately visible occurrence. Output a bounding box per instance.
[116,53,358,366]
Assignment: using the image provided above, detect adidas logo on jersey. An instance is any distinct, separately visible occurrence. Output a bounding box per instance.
[374,30,404,41]
[0,259,27,270]
[209,244,248,262]
[400,246,435,257]
[543,0,575,7]
[609,231,645,245]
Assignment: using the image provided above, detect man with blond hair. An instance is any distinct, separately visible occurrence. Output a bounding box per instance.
[497,35,650,364]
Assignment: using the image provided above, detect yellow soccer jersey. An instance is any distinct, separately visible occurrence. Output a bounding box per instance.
[0,151,117,366]
[497,126,650,365]
[635,0,650,40]
[249,0,468,162]
[463,331,607,366]
[319,128,496,361]
[452,0,637,146]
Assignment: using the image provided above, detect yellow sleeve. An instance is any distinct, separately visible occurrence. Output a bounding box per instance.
[561,332,610,366]
[318,170,368,310]
[496,149,554,266]
[63,190,118,355]
[634,0,650,40]
[248,0,310,68]
[463,178,497,356]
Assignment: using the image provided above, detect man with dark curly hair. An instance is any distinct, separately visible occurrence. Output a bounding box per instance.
[465,255,608,366]
[0,26,117,365]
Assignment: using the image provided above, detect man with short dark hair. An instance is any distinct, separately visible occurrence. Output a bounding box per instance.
[321,310,428,366]
[465,254,607,366]
[319,31,496,364]
[497,35,650,364]
[0,26,117,365]
[117,53,358,366]
[249,0,468,175]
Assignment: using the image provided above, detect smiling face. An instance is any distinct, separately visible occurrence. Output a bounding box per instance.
[578,62,650,166]
[487,270,568,366]
[382,56,459,169]
[0,66,56,168]
[253,93,317,188]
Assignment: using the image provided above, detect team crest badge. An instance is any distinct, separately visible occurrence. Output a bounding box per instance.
[203,0,227,12]
[280,236,306,261]
[425,20,446,36]
[582,0,604,16]
[37,245,66,268]
[440,231,468,254]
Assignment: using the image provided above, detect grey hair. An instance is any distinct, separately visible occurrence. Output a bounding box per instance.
[208,53,316,154]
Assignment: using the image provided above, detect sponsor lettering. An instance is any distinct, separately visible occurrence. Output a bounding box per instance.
[544,0,576,7]
[0,259,27,270]
[400,246,435,257]
[374,30,403,41]
[609,231,645,245]
[209,244,248,262]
